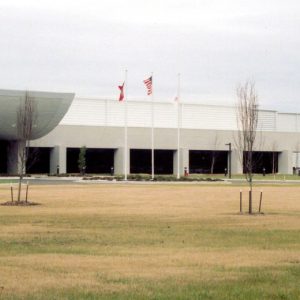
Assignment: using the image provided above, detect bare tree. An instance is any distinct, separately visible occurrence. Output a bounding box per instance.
[16,92,37,202]
[236,81,259,214]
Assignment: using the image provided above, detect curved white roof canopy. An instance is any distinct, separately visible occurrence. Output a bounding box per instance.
[0,89,74,140]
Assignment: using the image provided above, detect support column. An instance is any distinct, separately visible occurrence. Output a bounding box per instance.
[7,141,22,175]
[231,149,243,174]
[278,150,293,174]
[50,145,66,174]
[114,147,130,175]
[173,148,189,176]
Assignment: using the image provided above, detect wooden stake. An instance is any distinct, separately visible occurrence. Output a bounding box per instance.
[25,181,29,203]
[259,190,263,213]
[249,190,252,214]
[240,189,242,213]
[10,183,14,202]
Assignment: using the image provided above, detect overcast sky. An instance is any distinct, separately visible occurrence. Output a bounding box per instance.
[0,0,299,112]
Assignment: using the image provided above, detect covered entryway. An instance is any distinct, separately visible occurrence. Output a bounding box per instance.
[130,149,173,174]
[67,148,114,174]
[189,150,228,174]
[26,147,51,174]
[243,151,279,174]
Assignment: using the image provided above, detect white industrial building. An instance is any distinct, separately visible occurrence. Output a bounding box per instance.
[1,89,300,175]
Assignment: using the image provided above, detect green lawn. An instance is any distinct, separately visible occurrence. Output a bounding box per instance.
[188,173,300,181]
[0,179,18,184]
[0,184,299,299]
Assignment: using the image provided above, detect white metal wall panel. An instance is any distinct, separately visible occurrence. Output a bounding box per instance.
[182,104,236,130]
[127,101,151,127]
[182,104,206,129]
[106,100,126,127]
[60,97,300,133]
[208,106,237,130]
[154,102,177,128]
[257,111,276,131]
[277,113,297,132]
[61,98,106,126]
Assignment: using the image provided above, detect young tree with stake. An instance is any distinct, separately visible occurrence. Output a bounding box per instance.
[16,92,37,202]
[236,81,259,214]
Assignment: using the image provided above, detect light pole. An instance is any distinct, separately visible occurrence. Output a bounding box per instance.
[225,143,232,179]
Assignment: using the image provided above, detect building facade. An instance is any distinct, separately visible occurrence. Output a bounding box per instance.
[25,96,300,175]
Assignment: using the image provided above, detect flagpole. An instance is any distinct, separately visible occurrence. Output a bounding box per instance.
[151,72,154,180]
[177,73,181,179]
[124,69,128,181]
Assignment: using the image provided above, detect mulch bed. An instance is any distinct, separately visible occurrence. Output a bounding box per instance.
[1,201,40,206]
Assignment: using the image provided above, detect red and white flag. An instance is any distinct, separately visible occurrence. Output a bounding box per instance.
[118,82,125,101]
[143,76,152,95]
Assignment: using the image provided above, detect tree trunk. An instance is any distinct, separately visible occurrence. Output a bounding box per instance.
[249,178,253,214]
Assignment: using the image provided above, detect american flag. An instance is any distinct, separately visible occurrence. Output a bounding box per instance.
[143,76,152,95]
